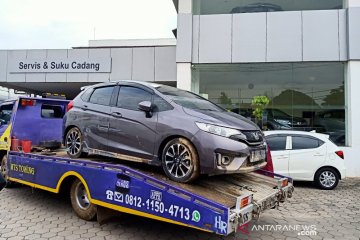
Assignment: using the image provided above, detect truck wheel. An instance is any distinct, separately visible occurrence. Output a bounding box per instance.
[70,179,97,221]
[162,138,200,183]
[315,168,339,190]
[0,155,12,187]
[65,127,85,158]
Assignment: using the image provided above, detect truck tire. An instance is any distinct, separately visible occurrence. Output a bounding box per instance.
[65,127,86,158]
[0,155,14,188]
[162,138,200,183]
[70,179,97,221]
[314,167,339,190]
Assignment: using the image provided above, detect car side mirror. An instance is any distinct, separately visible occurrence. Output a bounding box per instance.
[138,101,153,118]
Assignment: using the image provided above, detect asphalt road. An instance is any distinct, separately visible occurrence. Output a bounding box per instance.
[0,179,359,240]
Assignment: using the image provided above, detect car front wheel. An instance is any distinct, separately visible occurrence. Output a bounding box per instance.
[162,138,200,183]
[315,168,339,190]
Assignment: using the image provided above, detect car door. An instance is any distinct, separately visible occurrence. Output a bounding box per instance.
[288,135,327,180]
[266,135,290,177]
[108,85,157,161]
[83,85,115,151]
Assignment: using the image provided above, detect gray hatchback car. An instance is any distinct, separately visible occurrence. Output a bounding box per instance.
[64,81,267,183]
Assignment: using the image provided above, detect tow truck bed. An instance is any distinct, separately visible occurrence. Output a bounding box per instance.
[7,149,293,236]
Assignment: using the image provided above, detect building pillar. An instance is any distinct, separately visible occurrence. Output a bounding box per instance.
[345,0,360,7]
[343,61,360,177]
[176,63,192,91]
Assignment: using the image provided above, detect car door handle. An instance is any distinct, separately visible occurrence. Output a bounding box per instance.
[82,105,88,110]
[111,112,122,118]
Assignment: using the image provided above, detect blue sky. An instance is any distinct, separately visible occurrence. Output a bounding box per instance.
[0,0,177,49]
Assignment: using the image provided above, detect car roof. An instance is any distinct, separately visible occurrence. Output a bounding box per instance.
[263,130,330,141]
[84,80,166,90]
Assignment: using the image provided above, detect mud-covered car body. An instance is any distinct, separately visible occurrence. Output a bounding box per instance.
[64,81,268,182]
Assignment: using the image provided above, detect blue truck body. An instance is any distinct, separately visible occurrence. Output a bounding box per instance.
[2,97,294,236]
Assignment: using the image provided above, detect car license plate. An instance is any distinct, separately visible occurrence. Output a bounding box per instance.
[250,149,265,163]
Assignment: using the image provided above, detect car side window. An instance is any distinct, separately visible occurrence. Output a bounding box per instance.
[291,136,323,150]
[80,88,93,102]
[153,95,173,112]
[266,136,287,151]
[117,86,152,111]
[89,86,115,106]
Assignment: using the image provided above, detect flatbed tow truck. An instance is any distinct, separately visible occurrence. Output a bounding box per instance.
[0,97,294,236]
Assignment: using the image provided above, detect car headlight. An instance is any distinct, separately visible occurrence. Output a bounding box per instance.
[195,122,246,139]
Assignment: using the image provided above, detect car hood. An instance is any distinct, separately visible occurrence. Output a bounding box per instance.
[182,108,259,130]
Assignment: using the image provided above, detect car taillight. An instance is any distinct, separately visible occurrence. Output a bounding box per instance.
[66,100,74,112]
[21,99,36,106]
[335,150,344,159]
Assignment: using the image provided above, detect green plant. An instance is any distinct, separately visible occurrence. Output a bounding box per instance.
[251,95,269,123]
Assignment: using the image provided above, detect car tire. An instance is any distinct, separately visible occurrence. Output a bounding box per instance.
[65,127,86,158]
[314,167,339,190]
[162,138,200,183]
[70,179,97,221]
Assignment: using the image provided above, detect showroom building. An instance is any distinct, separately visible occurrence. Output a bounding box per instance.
[0,0,360,176]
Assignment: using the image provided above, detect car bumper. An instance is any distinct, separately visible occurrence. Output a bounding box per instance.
[191,130,267,175]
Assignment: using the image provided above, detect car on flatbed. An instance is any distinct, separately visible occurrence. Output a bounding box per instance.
[64,81,268,183]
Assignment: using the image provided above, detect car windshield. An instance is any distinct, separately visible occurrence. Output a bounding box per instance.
[155,86,224,112]
[0,103,14,124]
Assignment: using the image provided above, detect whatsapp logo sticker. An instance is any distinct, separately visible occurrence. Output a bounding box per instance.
[192,210,201,222]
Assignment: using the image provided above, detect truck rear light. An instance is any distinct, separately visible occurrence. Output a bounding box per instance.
[240,196,250,208]
[66,100,74,112]
[335,150,344,159]
[21,99,36,106]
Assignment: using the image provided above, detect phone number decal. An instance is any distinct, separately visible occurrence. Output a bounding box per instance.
[105,189,201,222]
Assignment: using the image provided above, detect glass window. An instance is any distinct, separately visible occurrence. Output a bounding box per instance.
[266,136,287,151]
[0,104,14,124]
[41,105,64,118]
[193,0,343,15]
[192,62,346,146]
[292,136,323,150]
[117,86,152,111]
[153,95,173,112]
[89,87,115,106]
[80,88,93,102]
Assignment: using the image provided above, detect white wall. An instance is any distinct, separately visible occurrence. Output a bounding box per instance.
[176,63,191,90]
[344,61,360,177]
[346,0,360,7]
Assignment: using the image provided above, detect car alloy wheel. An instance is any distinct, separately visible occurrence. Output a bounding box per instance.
[319,171,336,188]
[165,143,192,179]
[315,167,339,190]
[65,127,83,158]
[162,138,200,183]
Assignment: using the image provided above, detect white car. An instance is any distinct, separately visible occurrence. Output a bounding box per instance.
[264,130,346,190]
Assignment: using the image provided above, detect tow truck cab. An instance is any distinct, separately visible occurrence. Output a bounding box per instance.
[0,97,69,160]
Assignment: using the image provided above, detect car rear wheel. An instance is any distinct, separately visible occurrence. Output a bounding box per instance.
[65,127,85,158]
[315,167,339,190]
[70,179,97,221]
[162,138,199,183]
